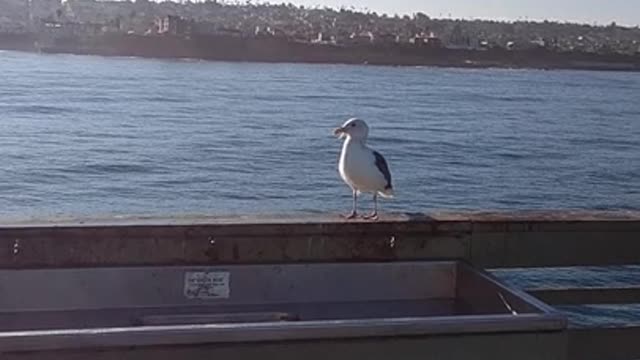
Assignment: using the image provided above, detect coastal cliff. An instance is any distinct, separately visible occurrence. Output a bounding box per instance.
[2,32,639,71]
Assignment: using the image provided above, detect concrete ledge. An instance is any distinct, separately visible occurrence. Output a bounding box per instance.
[2,210,639,228]
[0,211,638,269]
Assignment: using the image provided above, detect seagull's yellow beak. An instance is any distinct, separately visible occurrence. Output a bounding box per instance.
[333,127,345,137]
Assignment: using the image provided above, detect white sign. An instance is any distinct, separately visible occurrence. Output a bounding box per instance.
[184,271,230,299]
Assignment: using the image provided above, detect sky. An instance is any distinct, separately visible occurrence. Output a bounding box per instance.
[287,0,640,26]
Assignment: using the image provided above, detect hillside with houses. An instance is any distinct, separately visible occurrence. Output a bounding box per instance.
[1,0,639,54]
[1,0,639,70]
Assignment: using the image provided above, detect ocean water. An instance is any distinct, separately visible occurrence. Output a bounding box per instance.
[1,50,639,220]
[1,50,640,326]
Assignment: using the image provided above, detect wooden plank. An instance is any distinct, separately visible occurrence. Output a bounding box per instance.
[528,287,640,305]
[569,326,640,360]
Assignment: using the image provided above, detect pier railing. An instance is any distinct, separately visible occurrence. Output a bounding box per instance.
[1,210,639,360]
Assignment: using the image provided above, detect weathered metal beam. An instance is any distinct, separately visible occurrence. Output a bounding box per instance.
[528,287,640,305]
[471,231,640,268]
[0,211,638,269]
[1,332,567,360]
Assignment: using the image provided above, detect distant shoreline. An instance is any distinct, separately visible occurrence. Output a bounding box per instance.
[2,33,639,72]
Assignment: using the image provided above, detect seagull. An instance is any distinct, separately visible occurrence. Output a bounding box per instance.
[333,118,394,220]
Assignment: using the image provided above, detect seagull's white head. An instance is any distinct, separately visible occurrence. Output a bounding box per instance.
[333,118,369,141]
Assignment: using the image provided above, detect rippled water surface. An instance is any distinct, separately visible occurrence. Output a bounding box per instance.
[1,50,640,325]
[1,50,639,220]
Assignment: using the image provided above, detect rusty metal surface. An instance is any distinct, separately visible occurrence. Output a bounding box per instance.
[0,219,470,269]
[0,211,638,269]
[0,261,565,353]
[1,332,568,360]
[0,262,456,312]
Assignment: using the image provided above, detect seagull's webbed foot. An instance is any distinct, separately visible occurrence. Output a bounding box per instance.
[341,211,358,219]
[363,212,378,221]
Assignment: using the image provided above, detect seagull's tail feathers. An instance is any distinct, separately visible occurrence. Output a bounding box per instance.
[378,187,394,199]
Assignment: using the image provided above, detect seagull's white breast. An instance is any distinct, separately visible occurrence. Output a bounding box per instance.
[338,139,388,193]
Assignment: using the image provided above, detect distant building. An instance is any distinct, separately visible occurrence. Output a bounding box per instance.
[39,19,103,37]
[312,32,337,44]
[410,32,442,48]
[375,33,399,45]
[254,25,283,39]
[155,15,190,36]
[530,38,546,48]
[478,40,493,50]
[348,31,374,45]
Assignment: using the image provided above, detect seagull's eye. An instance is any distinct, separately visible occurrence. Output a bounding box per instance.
[351,123,356,127]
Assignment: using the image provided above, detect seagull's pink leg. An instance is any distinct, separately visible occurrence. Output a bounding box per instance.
[341,189,358,219]
[363,193,379,220]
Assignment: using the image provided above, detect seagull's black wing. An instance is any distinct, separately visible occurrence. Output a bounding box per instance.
[373,151,392,190]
